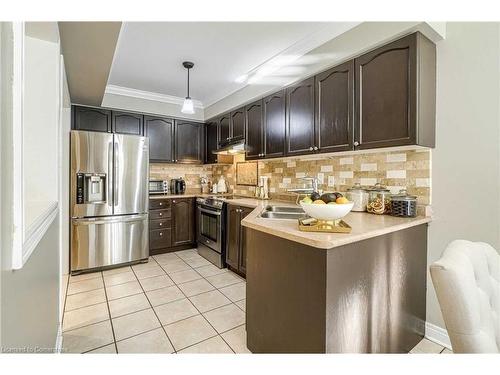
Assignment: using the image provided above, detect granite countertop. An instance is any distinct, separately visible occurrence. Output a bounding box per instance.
[149,193,233,200]
[237,198,431,249]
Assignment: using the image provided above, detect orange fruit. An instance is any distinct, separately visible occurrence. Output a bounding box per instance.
[313,200,326,204]
[336,197,349,204]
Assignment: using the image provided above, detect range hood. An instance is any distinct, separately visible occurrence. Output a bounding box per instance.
[213,139,247,155]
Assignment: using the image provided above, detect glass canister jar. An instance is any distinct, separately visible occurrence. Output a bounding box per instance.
[366,183,392,215]
[346,183,369,212]
[390,189,418,217]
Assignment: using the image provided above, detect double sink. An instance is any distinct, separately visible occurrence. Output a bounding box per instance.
[259,205,307,220]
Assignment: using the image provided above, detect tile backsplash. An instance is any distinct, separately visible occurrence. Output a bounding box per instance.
[149,163,213,194]
[227,148,431,213]
[151,147,431,214]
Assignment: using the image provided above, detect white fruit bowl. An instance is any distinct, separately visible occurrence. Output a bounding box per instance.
[300,201,354,221]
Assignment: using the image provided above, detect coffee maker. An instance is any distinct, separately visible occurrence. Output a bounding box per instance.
[170,178,186,194]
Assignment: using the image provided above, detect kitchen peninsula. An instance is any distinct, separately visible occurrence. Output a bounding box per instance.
[237,199,431,353]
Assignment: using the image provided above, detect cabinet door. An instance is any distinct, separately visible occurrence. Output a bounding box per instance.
[218,114,231,145]
[230,107,246,141]
[112,111,144,135]
[238,206,252,276]
[175,121,203,164]
[171,198,194,246]
[315,60,354,153]
[205,121,218,164]
[73,106,111,132]
[144,116,174,162]
[245,100,264,159]
[286,77,315,155]
[355,33,417,149]
[263,90,286,158]
[226,205,240,269]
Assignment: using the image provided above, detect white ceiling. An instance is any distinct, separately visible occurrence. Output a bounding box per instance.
[106,22,359,108]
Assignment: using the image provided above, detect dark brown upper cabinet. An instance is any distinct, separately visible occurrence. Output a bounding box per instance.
[144,116,174,162]
[205,120,218,164]
[112,111,144,135]
[315,60,354,153]
[72,106,111,133]
[245,99,264,160]
[263,90,286,158]
[354,32,436,150]
[171,198,195,247]
[230,107,246,141]
[286,77,315,155]
[175,120,204,164]
[218,113,231,145]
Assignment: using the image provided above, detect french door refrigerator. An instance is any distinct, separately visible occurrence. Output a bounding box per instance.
[70,130,149,273]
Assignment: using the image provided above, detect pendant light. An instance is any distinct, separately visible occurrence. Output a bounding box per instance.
[181,61,195,114]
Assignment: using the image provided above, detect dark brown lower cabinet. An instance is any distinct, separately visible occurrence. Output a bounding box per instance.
[149,197,195,254]
[171,197,195,246]
[226,205,252,277]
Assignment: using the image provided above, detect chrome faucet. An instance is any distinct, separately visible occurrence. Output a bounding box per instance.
[287,176,319,194]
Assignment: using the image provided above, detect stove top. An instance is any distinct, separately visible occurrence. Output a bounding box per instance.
[197,195,233,209]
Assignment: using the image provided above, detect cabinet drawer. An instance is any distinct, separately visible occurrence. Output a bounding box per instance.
[150,229,171,250]
[150,209,171,220]
[149,219,171,230]
[149,199,171,210]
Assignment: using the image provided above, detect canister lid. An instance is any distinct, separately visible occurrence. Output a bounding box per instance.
[391,189,417,201]
[367,182,390,192]
[347,182,367,192]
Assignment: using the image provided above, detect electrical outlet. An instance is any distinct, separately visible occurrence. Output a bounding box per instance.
[317,173,324,184]
[328,176,335,187]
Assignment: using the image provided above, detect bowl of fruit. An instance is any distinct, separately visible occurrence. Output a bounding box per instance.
[300,192,354,221]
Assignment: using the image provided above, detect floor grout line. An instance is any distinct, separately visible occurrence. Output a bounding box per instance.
[101,273,119,354]
[129,262,177,354]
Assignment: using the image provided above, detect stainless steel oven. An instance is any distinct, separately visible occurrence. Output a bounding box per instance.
[196,196,229,268]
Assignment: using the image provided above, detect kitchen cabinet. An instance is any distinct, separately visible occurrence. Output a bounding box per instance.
[286,77,315,155]
[112,111,144,135]
[354,32,436,149]
[72,106,111,133]
[205,120,218,164]
[175,120,204,164]
[218,113,231,145]
[245,100,264,159]
[315,60,354,153]
[263,90,286,158]
[149,197,195,254]
[226,204,252,277]
[230,107,246,141]
[171,198,195,247]
[144,116,174,162]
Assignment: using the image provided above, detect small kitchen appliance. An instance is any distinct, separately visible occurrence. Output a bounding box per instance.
[170,178,186,194]
[149,180,169,195]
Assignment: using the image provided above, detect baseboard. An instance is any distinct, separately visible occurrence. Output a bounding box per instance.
[425,322,452,349]
[55,323,63,353]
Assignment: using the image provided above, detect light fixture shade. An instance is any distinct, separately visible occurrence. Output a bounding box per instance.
[181,97,195,114]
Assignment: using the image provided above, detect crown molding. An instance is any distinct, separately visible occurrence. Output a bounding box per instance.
[105,85,204,109]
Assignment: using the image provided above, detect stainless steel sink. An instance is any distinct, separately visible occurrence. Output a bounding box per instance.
[264,206,304,213]
[259,211,306,220]
[259,205,306,220]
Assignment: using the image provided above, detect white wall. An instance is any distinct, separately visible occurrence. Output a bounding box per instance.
[23,36,59,229]
[427,22,500,329]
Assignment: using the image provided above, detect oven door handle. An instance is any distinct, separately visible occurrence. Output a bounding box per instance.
[197,207,222,216]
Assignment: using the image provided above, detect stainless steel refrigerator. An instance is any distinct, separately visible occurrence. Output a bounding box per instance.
[70,130,149,273]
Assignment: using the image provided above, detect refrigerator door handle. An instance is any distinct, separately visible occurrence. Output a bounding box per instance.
[72,214,147,225]
[114,140,119,207]
[108,140,114,208]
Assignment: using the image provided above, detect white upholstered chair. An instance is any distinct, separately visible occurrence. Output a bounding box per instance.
[430,240,500,353]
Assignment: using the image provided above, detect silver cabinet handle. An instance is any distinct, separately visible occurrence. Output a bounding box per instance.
[159,212,163,216]
[309,147,313,151]
[314,146,318,151]
[159,222,163,226]
[172,200,176,203]
[354,141,360,146]
[159,202,163,206]
[159,232,163,236]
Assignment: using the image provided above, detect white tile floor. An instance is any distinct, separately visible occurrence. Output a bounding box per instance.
[62,248,452,354]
